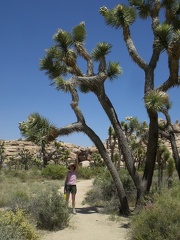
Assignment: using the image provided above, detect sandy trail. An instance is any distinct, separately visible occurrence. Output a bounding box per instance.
[41,179,130,240]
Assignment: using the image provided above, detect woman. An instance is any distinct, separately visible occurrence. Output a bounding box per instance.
[64,157,78,214]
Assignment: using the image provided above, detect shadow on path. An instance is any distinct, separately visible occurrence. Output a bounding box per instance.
[76,206,98,214]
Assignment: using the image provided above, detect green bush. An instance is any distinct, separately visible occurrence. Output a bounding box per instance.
[9,190,30,211]
[3,169,44,182]
[0,171,62,210]
[0,182,24,208]
[29,187,70,231]
[6,170,30,182]
[78,166,105,179]
[78,166,93,179]
[85,169,136,213]
[130,184,180,240]
[41,164,67,180]
[0,209,39,240]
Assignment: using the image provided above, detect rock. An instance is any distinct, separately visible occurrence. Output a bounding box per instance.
[79,160,90,168]
[1,140,99,165]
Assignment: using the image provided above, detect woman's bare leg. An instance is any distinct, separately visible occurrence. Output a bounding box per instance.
[72,193,76,213]
[72,193,76,208]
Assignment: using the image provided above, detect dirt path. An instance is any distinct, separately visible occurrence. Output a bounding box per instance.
[41,179,130,240]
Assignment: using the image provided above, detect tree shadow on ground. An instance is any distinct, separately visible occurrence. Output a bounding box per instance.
[120,222,131,229]
[76,206,98,214]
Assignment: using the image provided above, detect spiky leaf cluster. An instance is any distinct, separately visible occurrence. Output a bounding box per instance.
[100,4,137,28]
[54,77,70,92]
[79,84,91,93]
[123,116,148,136]
[40,46,67,79]
[41,22,123,92]
[91,42,112,61]
[162,0,179,12]
[144,90,170,112]
[72,23,86,43]
[53,29,72,52]
[107,62,122,80]
[41,23,89,82]
[168,30,180,57]
[128,117,141,131]
[129,0,153,19]
[154,23,172,49]
[19,113,57,144]
[162,0,180,30]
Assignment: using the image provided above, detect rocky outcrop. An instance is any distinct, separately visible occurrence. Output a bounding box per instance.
[1,140,98,164]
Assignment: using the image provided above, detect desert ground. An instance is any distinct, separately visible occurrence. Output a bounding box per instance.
[41,179,130,240]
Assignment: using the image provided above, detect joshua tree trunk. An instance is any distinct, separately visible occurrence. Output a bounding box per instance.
[142,110,159,192]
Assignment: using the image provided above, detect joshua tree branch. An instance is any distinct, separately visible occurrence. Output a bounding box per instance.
[122,25,147,70]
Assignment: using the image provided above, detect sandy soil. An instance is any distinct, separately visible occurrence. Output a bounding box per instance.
[41,179,130,240]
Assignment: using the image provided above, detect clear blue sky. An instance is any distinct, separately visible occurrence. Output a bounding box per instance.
[1,0,179,147]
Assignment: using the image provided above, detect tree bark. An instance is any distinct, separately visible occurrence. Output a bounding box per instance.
[142,110,158,192]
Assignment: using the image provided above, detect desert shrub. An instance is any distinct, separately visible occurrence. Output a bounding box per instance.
[0,172,6,182]
[0,178,35,209]
[78,166,94,179]
[0,209,39,240]
[94,169,135,199]
[9,190,30,211]
[0,182,23,207]
[78,166,105,179]
[28,167,44,181]
[130,184,180,240]
[41,164,66,180]
[0,172,61,210]
[29,187,70,231]
[90,166,106,176]
[6,170,30,182]
[85,169,135,213]
[3,169,44,182]
[86,170,117,212]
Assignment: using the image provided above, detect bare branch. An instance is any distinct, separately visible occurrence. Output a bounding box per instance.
[122,25,147,70]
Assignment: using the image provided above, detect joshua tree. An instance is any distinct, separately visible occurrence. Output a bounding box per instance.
[108,117,148,170]
[100,0,180,192]
[19,113,59,167]
[156,143,171,188]
[41,23,140,215]
[17,148,33,170]
[107,126,117,162]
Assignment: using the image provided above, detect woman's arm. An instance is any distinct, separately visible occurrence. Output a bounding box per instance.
[75,154,79,171]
